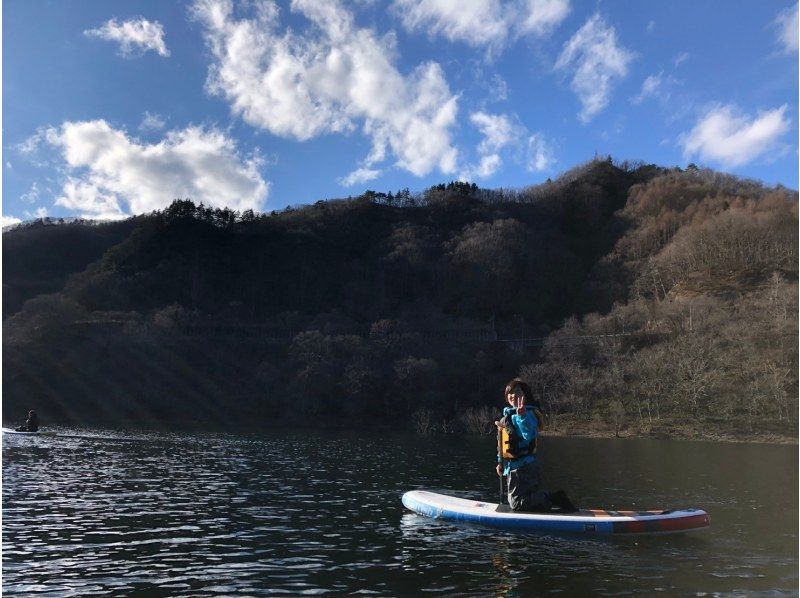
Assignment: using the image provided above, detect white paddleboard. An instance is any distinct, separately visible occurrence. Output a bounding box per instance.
[2,427,56,436]
[402,490,710,535]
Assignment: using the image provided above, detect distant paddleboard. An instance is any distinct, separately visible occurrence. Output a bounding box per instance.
[402,490,710,535]
[2,427,56,436]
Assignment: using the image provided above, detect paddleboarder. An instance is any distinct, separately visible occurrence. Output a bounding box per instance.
[15,409,40,432]
[495,379,577,513]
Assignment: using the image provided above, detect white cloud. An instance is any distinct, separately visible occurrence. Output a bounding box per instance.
[17,129,48,154]
[16,128,59,169]
[631,72,663,105]
[674,51,690,67]
[44,120,269,220]
[526,133,555,172]
[555,14,633,123]
[461,111,515,179]
[461,111,554,179]
[473,154,502,178]
[56,179,127,220]
[5,162,11,169]
[680,104,791,168]
[392,0,569,48]
[193,0,458,178]
[394,0,508,47]
[471,111,516,154]
[491,74,509,101]
[774,4,799,54]
[139,111,166,131]
[25,207,49,219]
[646,20,655,33]
[519,0,571,37]
[85,17,170,57]
[20,182,41,204]
[339,166,382,187]
[2,216,22,229]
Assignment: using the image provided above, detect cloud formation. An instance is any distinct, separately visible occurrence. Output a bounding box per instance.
[392,0,569,48]
[631,72,662,105]
[18,129,48,155]
[462,111,554,179]
[555,14,633,123]
[84,17,170,57]
[774,4,799,54]
[20,182,41,204]
[463,111,516,178]
[526,133,555,172]
[680,104,790,168]
[339,166,381,187]
[471,111,516,154]
[193,0,459,178]
[44,120,269,219]
[139,111,166,131]
[25,207,48,219]
[2,215,22,229]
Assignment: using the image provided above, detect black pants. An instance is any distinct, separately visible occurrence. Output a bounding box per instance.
[507,460,551,512]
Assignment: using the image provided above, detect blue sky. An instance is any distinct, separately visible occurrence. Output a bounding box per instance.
[3,0,798,223]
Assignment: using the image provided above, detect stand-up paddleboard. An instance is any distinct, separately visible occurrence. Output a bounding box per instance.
[402,490,709,535]
[2,428,56,436]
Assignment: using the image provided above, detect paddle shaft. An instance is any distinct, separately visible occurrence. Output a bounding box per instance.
[497,427,506,504]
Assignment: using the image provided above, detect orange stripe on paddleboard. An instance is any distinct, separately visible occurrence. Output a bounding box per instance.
[612,513,710,534]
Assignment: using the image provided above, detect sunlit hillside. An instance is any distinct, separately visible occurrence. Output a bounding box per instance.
[3,159,797,440]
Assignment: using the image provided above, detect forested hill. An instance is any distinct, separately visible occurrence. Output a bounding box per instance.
[3,159,797,441]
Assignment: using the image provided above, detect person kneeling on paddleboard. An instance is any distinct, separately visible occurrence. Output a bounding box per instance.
[495,379,577,513]
[16,409,40,432]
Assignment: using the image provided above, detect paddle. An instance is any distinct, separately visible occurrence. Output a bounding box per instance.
[496,425,506,504]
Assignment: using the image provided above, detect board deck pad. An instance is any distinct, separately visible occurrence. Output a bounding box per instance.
[495,504,673,517]
[403,490,709,535]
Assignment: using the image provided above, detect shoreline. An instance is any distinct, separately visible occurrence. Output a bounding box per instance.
[540,427,798,445]
[7,419,796,445]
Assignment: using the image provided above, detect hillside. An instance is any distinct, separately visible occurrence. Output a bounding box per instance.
[2,217,139,317]
[2,159,797,440]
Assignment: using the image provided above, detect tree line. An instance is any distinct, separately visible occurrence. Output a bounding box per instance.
[3,159,796,439]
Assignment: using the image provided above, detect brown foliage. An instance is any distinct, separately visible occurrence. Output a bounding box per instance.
[458,405,496,435]
[521,164,798,433]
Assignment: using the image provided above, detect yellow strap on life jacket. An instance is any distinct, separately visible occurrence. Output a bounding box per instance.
[500,424,537,460]
[500,427,515,460]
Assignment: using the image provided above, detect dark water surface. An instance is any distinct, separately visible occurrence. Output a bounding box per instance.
[2,429,797,595]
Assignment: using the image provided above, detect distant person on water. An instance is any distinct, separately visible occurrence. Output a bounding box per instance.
[495,379,577,513]
[16,409,40,432]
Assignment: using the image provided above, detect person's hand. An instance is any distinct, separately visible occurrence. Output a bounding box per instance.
[495,463,503,477]
[494,420,503,429]
[516,404,526,416]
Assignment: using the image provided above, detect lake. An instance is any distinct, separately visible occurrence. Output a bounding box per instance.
[2,429,797,595]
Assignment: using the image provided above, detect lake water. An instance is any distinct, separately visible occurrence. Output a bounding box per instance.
[2,429,797,595]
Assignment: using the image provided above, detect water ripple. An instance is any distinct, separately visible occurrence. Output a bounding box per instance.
[2,429,797,595]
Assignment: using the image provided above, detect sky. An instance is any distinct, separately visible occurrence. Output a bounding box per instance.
[3,0,798,224]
